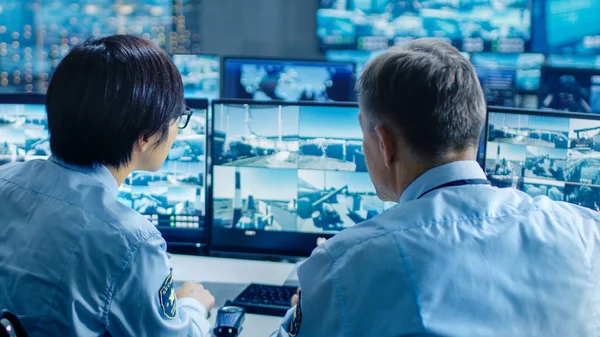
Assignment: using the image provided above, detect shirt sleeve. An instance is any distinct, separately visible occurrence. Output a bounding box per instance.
[271,246,344,337]
[105,232,211,337]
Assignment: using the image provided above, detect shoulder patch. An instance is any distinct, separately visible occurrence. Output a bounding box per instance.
[288,291,302,336]
[159,269,177,319]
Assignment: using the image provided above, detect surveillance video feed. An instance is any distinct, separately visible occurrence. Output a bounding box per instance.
[471,53,545,93]
[298,105,366,172]
[564,118,600,211]
[222,58,356,102]
[296,170,383,233]
[485,109,600,211]
[0,103,50,165]
[212,166,299,231]
[531,0,600,55]
[475,66,516,107]
[211,102,393,234]
[0,98,207,239]
[0,0,202,94]
[173,55,220,100]
[485,142,526,179]
[118,106,207,230]
[317,0,532,53]
[524,146,567,182]
[212,103,299,169]
[539,68,600,114]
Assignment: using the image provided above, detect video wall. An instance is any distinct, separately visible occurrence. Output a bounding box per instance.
[318,0,533,53]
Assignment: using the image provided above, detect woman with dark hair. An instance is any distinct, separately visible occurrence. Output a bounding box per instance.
[0,35,214,336]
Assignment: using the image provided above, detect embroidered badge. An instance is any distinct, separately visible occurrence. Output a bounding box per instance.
[159,270,177,319]
[288,291,302,336]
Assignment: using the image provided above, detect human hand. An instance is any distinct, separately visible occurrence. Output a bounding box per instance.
[290,288,300,307]
[176,281,216,312]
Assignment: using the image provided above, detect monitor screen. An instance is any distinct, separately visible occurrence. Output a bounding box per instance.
[484,107,600,211]
[221,58,357,102]
[475,66,517,107]
[471,53,545,93]
[546,55,600,70]
[0,94,209,248]
[317,0,532,53]
[172,54,220,100]
[209,100,393,257]
[531,0,600,54]
[0,95,48,165]
[538,67,600,114]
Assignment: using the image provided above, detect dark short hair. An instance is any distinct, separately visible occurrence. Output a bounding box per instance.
[357,39,486,158]
[46,35,185,168]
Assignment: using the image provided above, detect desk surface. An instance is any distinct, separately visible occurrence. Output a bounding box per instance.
[170,254,299,337]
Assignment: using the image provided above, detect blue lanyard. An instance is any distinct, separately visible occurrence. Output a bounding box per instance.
[416,179,491,200]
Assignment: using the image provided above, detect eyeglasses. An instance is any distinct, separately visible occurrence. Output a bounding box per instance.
[176,107,194,129]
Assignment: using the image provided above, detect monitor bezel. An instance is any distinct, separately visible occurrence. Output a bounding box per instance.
[0,94,46,105]
[220,56,357,102]
[207,98,362,258]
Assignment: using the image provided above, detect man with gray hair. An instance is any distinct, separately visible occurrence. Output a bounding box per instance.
[273,38,600,336]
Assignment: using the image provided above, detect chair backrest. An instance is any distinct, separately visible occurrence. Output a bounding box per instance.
[0,310,28,337]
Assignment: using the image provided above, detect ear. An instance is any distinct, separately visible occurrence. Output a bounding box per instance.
[374,124,396,168]
[134,135,152,153]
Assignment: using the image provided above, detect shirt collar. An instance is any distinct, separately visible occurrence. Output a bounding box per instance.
[48,155,120,196]
[399,160,487,204]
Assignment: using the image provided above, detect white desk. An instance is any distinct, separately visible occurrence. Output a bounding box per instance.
[170,254,299,337]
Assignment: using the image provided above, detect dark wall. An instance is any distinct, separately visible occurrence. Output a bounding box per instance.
[200,0,324,59]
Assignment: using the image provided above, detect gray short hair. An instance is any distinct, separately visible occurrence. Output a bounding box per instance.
[357,38,486,158]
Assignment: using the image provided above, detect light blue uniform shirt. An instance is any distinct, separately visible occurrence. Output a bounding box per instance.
[0,157,210,336]
[274,160,600,337]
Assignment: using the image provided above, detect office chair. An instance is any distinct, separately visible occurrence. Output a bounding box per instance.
[0,310,28,337]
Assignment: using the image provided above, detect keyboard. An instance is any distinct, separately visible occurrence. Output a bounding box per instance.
[230,283,298,316]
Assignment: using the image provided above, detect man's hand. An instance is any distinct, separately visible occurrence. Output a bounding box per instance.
[176,281,216,312]
[290,287,301,307]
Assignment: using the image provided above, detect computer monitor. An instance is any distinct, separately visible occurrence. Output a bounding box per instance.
[0,94,48,165]
[474,66,518,108]
[472,53,546,109]
[317,0,532,53]
[208,99,393,257]
[117,98,209,249]
[0,94,210,251]
[531,0,600,54]
[538,67,600,114]
[221,57,357,102]
[483,106,600,211]
[172,54,220,100]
